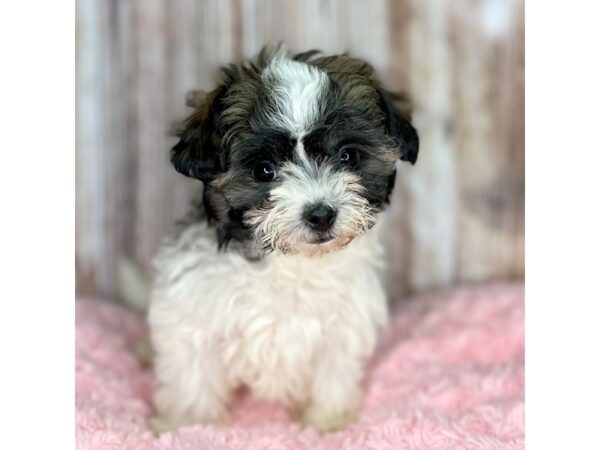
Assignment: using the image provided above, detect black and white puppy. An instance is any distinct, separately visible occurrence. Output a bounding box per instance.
[149,47,419,433]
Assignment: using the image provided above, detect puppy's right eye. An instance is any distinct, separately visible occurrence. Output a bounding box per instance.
[253,162,276,182]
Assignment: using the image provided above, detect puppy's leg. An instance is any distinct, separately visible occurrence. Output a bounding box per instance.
[151,337,231,433]
[301,352,364,433]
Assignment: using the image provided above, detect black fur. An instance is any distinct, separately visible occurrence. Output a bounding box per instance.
[170,47,420,257]
[378,89,419,165]
[171,86,229,182]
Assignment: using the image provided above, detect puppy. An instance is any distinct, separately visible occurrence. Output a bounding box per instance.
[149,47,419,433]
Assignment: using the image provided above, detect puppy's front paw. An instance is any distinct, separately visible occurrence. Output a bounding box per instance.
[300,402,360,433]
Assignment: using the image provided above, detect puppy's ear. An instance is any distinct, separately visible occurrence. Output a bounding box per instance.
[378,89,419,165]
[171,86,228,182]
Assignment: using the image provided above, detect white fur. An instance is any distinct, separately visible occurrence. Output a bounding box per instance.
[294,133,309,163]
[149,219,388,432]
[261,53,328,136]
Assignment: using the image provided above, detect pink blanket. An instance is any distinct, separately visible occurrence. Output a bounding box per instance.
[76,283,524,449]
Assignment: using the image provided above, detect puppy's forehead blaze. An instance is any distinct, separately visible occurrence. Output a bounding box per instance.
[260,54,330,138]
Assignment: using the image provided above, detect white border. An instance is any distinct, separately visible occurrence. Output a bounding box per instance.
[2,1,600,448]
[0,1,74,448]
[527,0,600,448]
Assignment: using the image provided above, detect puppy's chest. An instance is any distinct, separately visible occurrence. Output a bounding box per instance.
[219,255,365,399]
[222,251,361,320]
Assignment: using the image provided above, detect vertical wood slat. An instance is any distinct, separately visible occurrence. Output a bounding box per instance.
[165,0,203,223]
[394,0,458,293]
[132,0,169,274]
[76,0,134,298]
[381,0,412,296]
[76,0,525,301]
[76,0,104,294]
[449,0,524,283]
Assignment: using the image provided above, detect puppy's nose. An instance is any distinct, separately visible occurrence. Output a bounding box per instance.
[303,204,336,232]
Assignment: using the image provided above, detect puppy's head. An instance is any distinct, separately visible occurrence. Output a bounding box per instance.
[172,47,419,257]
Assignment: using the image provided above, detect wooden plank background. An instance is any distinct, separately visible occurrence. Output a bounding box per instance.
[76,0,524,301]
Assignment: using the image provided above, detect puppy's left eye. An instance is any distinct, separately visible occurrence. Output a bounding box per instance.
[339,147,360,167]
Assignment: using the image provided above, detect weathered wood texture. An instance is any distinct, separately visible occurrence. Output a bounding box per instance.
[76,0,524,300]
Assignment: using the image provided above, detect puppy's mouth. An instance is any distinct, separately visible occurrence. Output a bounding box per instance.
[309,234,334,245]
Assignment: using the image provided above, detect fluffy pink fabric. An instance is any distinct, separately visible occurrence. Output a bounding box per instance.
[76,283,524,449]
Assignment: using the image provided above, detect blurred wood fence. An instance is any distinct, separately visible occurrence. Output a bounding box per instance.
[76,0,524,300]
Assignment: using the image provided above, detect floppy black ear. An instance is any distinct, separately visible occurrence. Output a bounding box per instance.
[378,89,420,165]
[171,86,228,182]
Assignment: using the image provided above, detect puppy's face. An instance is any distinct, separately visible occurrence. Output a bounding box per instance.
[172,49,419,257]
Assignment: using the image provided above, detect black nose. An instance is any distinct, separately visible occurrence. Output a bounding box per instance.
[303,204,336,232]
